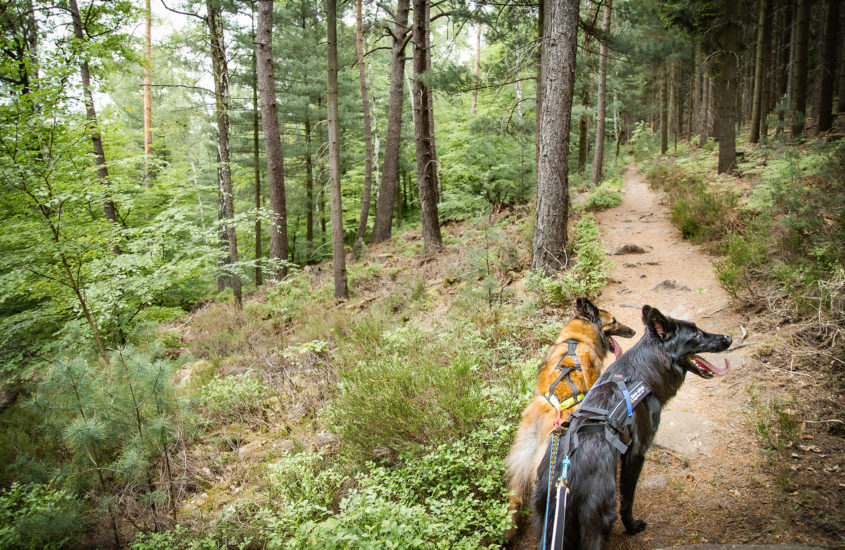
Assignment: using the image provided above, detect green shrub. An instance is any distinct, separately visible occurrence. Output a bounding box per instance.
[281,426,515,550]
[264,271,330,323]
[582,177,623,212]
[527,215,611,305]
[0,481,83,550]
[197,372,268,423]
[326,330,519,461]
[130,526,222,550]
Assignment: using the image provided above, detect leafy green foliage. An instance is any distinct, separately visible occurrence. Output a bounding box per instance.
[581,177,624,211]
[326,324,522,462]
[528,215,612,305]
[0,481,83,550]
[197,372,269,423]
[265,426,515,550]
[31,347,183,530]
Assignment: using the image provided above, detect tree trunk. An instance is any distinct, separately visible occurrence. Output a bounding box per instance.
[535,0,544,179]
[256,0,288,281]
[661,66,668,154]
[353,0,374,259]
[412,0,443,253]
[776,0,792,137]
[816,0,839,133]
[371,0,410,244]
[531,0,579,273]
[515,23,524,119]
[304,115,314,257]
[251,16,263,287]
[144,0,153,186]
[750,0,769,143]
[68,0,118,229]
[715,0,738,174]
[591,0,610,185]
[327,0,348,299]
[838,14,845,114]
[472,20,481,114]
[694,44,703,142]
[578,88,589,173]
[790,0,809,137]
[424,0,440,203]
[206,0,242,306]
[760,0,775,143]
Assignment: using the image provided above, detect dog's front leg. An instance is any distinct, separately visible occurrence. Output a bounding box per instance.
[619,451,647,535]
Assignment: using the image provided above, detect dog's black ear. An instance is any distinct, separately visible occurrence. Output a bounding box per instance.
[642,305,675,341]
[576,297,601,324]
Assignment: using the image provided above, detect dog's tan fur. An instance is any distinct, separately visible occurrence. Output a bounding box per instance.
[504,299,634,538]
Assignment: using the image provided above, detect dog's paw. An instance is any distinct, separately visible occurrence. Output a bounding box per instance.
[624,519,647,534]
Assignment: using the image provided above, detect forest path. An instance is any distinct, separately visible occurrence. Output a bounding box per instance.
[511,165,807,549]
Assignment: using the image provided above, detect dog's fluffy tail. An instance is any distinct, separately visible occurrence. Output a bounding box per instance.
[506,398,554,506]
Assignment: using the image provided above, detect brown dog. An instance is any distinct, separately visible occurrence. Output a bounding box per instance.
[504,298,635,538]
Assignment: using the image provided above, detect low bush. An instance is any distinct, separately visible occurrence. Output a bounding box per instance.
[325,325,521,462]
[582,177,623,212]
[196,372,269,424]
[275,426,515,549]
[527,214,611,305]
[0,481,83,550]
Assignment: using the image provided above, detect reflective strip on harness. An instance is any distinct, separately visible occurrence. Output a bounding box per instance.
[544,392,586,412]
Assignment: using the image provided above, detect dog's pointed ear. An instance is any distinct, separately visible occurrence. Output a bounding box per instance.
[576,297,601,324]
[642,305,675,341]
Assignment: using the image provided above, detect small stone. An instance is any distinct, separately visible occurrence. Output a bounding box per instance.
[617,285,632,295]
[610,244,647,255]
[651,279,691,292]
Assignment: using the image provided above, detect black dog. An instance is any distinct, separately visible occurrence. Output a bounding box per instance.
[533,305,732,550]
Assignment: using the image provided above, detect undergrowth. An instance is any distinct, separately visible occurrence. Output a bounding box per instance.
[527,214,612,305]
[644,139,845,357]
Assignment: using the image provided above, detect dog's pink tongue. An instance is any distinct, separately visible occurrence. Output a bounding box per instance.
[610,337,622,359]
[695,356,730,376]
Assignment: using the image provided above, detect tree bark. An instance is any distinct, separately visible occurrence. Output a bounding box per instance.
[816,0,839,133]
[591,0,611,185]
[472,20,481,114]
[790,0,809,137]
[256,0,288,280]
[715,0,738,174]
[144,0,153,186]
[251,15,263,287]
[304,115,314,256]
[661,66,669,154]
[694,43,705,144]
[760,0,775,143]
[327,0,348,299]
[578,88,589,173]
[206,0,242,305]
[531,0,579,273]
[68,0,118,229]
[412,0,442,253]
[535,0,544,178]
[371,0,410,244]
[424,0,440,203]
[353,0,374,259]
[750,0,769,144]
[838,14,845,114]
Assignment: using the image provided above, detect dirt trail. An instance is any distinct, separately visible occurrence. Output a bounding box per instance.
[511,165,822,549]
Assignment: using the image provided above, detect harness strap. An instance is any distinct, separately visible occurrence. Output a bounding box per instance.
[544,340,586,414]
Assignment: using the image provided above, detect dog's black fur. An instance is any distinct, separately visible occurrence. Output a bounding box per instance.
[532,305,732,550]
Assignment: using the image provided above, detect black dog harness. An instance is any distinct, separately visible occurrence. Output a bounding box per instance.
[540,374,651,550]
[543,339,589,416]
